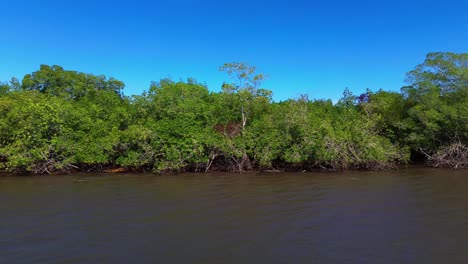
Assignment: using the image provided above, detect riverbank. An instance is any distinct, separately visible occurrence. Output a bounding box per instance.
[1,162,465,177]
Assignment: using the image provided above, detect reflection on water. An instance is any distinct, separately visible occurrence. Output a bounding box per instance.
[1,168,467,263]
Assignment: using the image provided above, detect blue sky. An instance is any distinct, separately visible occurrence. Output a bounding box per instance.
[1,0,467,101]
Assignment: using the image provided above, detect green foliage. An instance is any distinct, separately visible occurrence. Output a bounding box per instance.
[0,66,129,173]
[219,62,272,132]
[400,52,468,153]
[21,65,124,100]
[406,52,467,94]
[0,91,70,172]
[0,82,9,97]
[0,78,20,97]
[0,53,466,173]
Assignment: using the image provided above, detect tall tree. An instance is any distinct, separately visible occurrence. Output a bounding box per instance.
[405,52,467,95]
[219,62,272,132]
[402,52,468,152]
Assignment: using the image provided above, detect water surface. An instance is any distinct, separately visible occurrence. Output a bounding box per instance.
[1,168,467,263]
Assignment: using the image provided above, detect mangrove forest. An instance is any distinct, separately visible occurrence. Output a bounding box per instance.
[0,52,467,174]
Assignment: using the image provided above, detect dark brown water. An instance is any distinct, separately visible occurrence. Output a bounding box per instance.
[1,168,467,263]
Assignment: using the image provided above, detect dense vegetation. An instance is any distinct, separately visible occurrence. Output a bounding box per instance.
[0,52,466,174]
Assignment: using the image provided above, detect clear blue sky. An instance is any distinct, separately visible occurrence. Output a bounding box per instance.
[1,0,467,101]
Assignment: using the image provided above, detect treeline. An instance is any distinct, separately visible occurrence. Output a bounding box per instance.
[0,52,466,174]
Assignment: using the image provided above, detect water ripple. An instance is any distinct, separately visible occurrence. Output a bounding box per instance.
[1,169,468,263]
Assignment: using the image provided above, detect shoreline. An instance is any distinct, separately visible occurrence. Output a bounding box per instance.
[0,163,464,177]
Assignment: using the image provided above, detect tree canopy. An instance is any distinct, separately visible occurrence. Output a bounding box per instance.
[0,52,466,174]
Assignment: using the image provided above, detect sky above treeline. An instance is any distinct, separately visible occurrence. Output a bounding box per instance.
[1,0,467,101]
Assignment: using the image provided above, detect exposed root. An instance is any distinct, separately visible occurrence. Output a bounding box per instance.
[424,142,468,169]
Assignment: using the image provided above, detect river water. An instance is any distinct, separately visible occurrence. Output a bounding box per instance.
[1,168,467,263]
